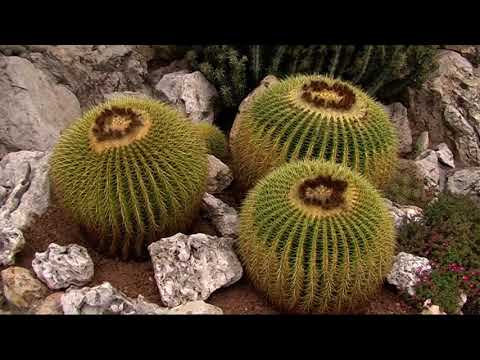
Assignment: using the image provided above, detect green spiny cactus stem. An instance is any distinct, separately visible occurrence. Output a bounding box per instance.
[49,97,208,260]
[194,122,228,161]
[230,74,399,191]
[238,160,396,313]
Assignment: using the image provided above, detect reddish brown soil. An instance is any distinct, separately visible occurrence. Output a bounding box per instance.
[2,199,416,315]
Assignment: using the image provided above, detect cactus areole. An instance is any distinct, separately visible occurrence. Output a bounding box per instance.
[49,97,208,261]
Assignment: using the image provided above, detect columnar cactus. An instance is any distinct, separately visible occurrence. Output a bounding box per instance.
[230,74,398,190]
[49,97,208,260]
[237,160,396,313]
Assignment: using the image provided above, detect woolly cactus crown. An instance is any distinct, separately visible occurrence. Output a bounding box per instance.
[49,97,208,260]
[238,160,396,313]
[230,74,399,190]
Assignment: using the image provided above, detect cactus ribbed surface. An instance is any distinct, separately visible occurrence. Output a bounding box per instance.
[238,160,396,313]
[194,122,228,161]
[230,74,398,190]
[49,97,208,260]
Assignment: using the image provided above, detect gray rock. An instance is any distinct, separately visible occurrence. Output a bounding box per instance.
[0,218,25,266]
[384,102,413,154]
[1,266,48,310]
[148,233,242,308]
[0,151,51,230]
[386,252,431,296]
[148,59,190,85]
[415,131,430,154]
[446,167,480,202]
[201,193,239,238]
[154,70,218,123]
[0,45,28,56]
[443,45,480,65]
[414,150,445,191]
[383,199,423,230]
[32,243,94,290]
[230,75,280,144]
[436,143,455,168]
[27,45,152,110]
[206,155,233,194]
[409,50,480,167]
[61,282,222,315]
[62,282,143,315]
[168,300,223,315]
[34,292,64,315]
[0,56,81,153]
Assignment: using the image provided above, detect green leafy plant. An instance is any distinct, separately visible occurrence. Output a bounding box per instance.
[397,193,480,313]
[230,74,398,191]
[49,97,208,260]
[184,45,438,113]
[194,122,228,161]
[237,160,396,313]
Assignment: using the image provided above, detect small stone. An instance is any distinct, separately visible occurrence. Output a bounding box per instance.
[421,300,447,315]
[201,193,239,238]
[206,155,233,194]
[386,252,431,296]
[168,300,223,315]
[383,199,423,230]
[383,102,413,154]
[415,149,444,191]
[32,243,94,290]
[1,267,48,310]
[446,167,480,203]
[416,131,430,154]
[148,233,243,308]
[0,218,25,266]
[436,143,455,168]
[34,292,64,315]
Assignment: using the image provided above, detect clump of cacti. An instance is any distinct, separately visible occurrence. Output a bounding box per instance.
[230,74,399,190]
[194,122,228,161]
[49,97,208,260]
[237,160,396,313]
[184,45,438,111]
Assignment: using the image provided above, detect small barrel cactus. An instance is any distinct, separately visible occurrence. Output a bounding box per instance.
[194,122,228,161]
[238,160,396,313]
[230,74,399,190]
[49,97,208,260]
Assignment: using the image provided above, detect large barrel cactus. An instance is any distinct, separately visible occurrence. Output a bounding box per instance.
[230,74,398,190]
[238,160,396,313]
[49,97,208,260]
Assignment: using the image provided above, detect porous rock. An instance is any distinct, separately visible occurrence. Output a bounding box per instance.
[32,243,94,290]
[148,233,242,307]
[386,252,431,296]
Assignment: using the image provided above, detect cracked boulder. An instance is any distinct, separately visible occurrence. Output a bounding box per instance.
[148,233,242,308]
[201,193,239,238]
[0,56,81,153]
[386,252,431,296]
[408,50,480,167]
[0,151,50,230]
[206,155,233,194]
[0,218,25,266]
[154,70,218,123]
[1,266,48,310]
[446,167,480,203]
[383,199,423,230]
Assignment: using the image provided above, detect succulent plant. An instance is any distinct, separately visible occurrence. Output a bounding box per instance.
[237,160,396,313]
[49,97,208,260]
[194,122,228,161]
[230,74,399,190]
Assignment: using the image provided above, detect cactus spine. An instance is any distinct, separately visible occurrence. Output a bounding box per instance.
[237,160,396,313]
[49,97,208,260]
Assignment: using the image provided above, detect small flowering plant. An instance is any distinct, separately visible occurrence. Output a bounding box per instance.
[397,193,480,314]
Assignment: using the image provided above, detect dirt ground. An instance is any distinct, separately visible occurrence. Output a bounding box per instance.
[2,199,416,315]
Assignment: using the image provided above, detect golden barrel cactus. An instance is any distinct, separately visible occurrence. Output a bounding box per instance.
[49,97,208,260]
